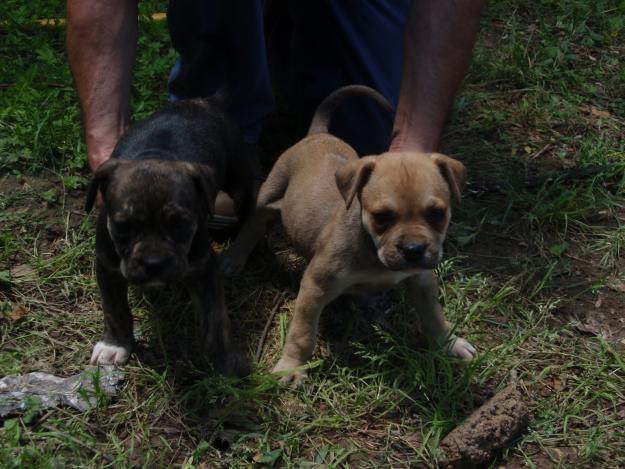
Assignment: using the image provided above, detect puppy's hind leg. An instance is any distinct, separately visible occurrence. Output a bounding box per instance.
[220,164,289,276]
[405,271,476,360]
[188,256,249,376]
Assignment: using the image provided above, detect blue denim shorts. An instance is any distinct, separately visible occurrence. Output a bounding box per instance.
[167,0,410,154]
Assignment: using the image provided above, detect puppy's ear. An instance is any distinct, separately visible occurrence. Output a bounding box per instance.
[186,163,216,219]
[431,153,466,204]
[85,159,125,212]
[335,156,376,209]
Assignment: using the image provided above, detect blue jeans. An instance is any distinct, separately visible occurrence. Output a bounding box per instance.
[167,0,410,155]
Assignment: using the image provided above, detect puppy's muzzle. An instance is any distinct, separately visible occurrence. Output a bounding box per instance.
[140,254,172,276]
[398,241,440,270]
[125,253,179,284]
[400,242,426,263]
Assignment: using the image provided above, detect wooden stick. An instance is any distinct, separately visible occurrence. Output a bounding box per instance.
[255,293,286,362]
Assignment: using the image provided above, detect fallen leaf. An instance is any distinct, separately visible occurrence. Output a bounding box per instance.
[610,283,625,293]
[590,107,611,118]
[540,376,567,396]
[7,304,27,323]
[403,432,422,448]
[456,233,477,247]
[548,447,577,462]
[253,448,283,466]
[579,104,611,118]
[149,436,165,448]
[539,385,552,397]
[595,296,603,308]
[156,426,181,435]
[575,319,602,336]
[548,242,568,257]
[10,264,35,280]
[552,378,566,392]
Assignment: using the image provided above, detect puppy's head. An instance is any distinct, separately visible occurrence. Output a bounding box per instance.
[335,152,465,271]
[87,158,216,285]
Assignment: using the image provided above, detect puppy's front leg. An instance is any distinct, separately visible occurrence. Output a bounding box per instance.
[188,262,248,376]
[273,262,340,385]
[406,271,476,360]
[91,258,134,365]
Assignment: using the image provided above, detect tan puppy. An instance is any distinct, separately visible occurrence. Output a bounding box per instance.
[223,85,476,384]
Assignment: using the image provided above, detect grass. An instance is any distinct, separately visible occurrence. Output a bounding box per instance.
[1,0,625,467]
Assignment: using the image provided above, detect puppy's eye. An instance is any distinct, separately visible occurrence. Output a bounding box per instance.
[167,215,193,241]
[171,225,193,241]
[426,207,446,224]
[372,210,396,228]
[112,220,134,239]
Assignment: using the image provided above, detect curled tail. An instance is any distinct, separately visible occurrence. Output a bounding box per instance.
[307,84,394,136]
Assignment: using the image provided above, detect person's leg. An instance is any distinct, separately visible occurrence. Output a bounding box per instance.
[284,0,410,155]
[167,0,274,145]
[167,0,272,224]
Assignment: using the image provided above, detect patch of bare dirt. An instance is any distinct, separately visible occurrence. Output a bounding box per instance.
[499,443,578,468]
[460,233,526,276]
[551,242,625,349]
[0,174,87,268]
[567,290,625,350]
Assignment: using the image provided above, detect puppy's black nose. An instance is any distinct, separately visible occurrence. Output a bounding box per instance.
[140,254,169,274]
[400,242,426,263]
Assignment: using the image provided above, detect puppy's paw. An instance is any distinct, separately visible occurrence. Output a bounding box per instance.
[90,341,131,365]
[272,357,308,386]
[213,350,250,378]
[219,251,246,277]
[447,336,476,361]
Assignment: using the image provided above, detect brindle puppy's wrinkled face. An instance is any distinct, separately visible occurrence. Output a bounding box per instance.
[337,152,465,271]
[92,159,215,285]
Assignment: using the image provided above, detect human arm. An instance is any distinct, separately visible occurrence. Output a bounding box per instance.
[66,0,138,171]
[390,0,486,153]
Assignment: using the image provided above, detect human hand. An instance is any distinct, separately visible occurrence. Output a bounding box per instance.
[86,130,121,208]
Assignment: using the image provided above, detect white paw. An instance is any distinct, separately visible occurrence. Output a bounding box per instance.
[448,336,476,361]
[90,341,131,365]
[272,357,308,386]
[437,334,476,361]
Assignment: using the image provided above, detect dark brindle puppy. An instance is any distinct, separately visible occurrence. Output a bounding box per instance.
[86,99,252,375]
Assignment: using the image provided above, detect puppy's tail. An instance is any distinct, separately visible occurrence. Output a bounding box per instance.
[307,85,394,136]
